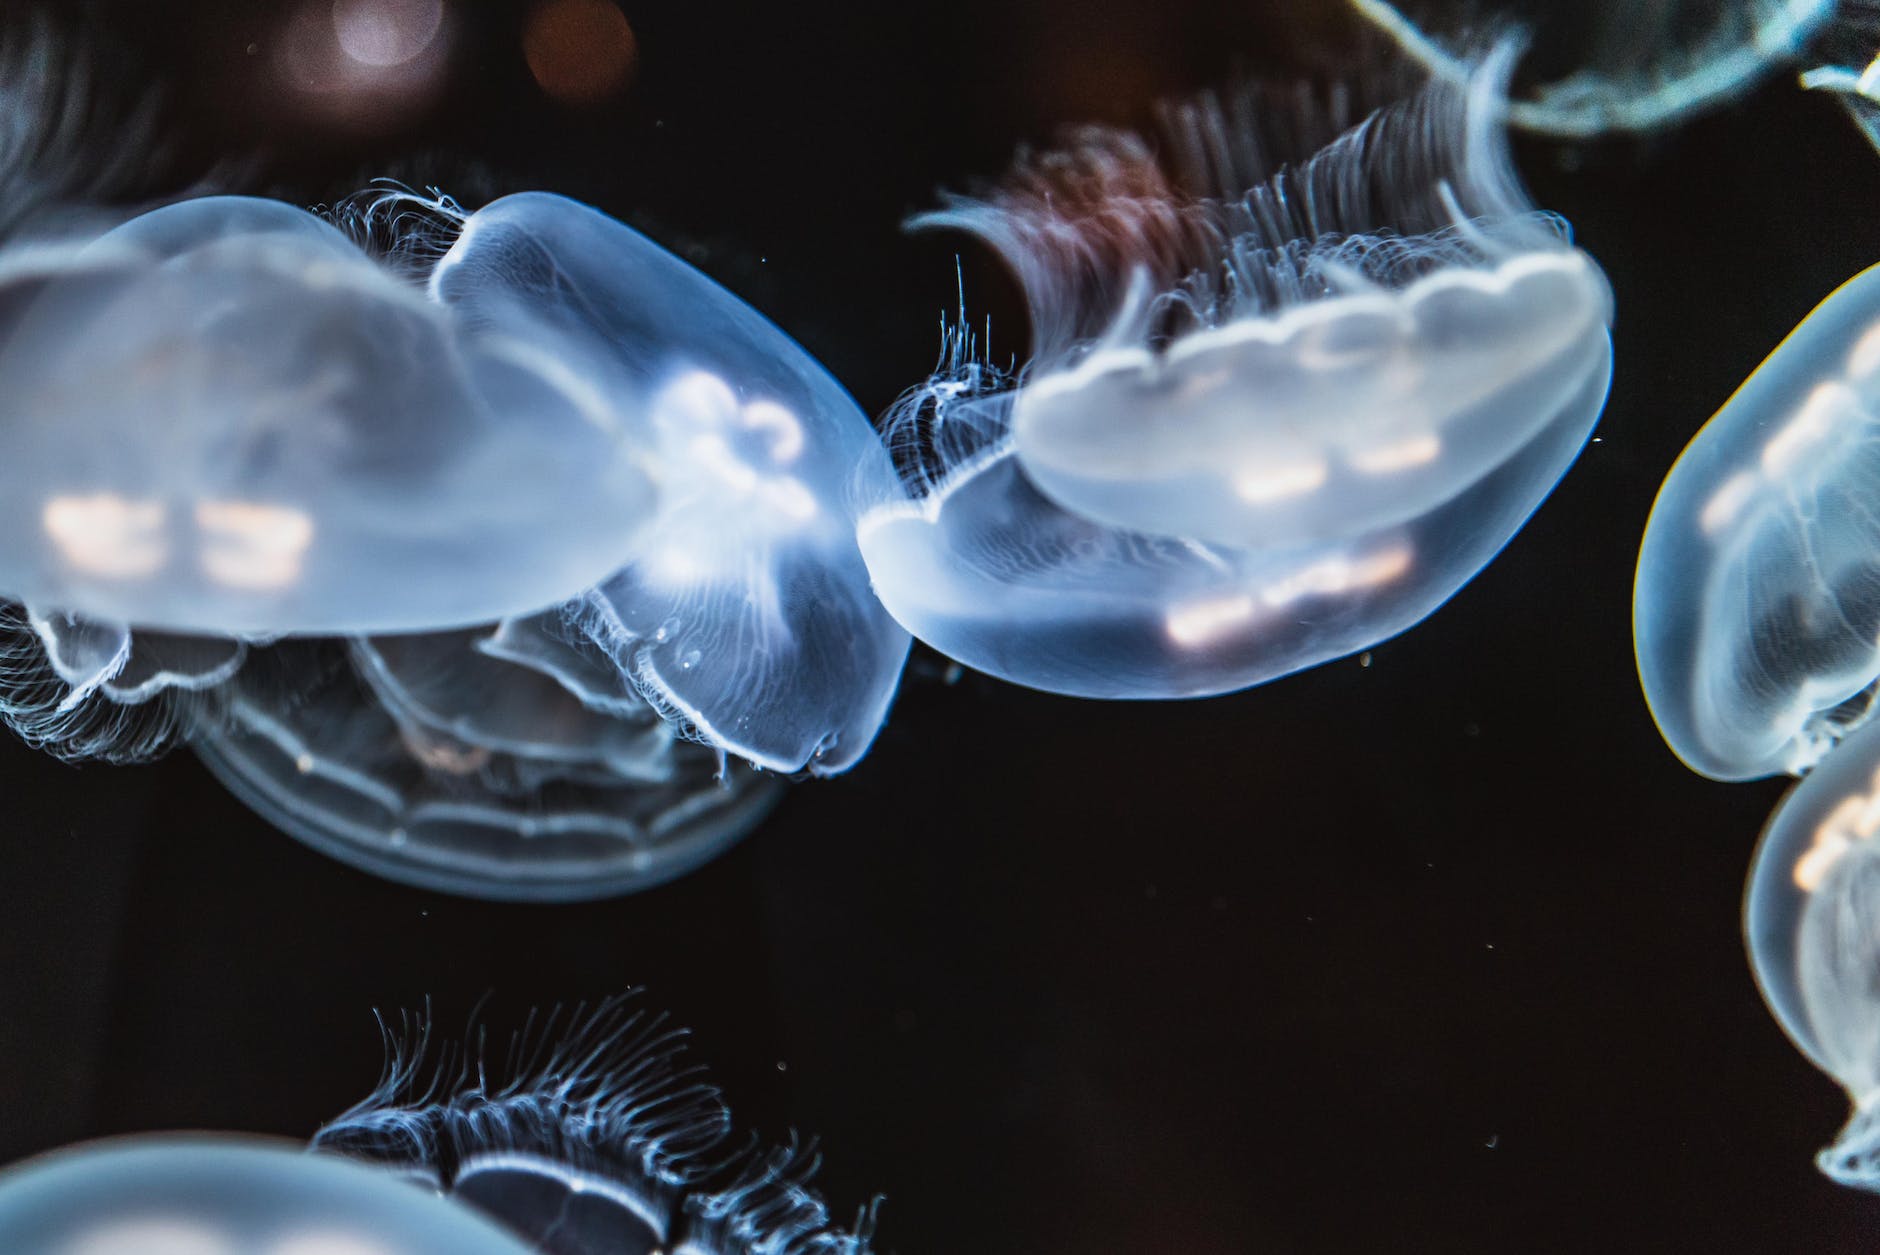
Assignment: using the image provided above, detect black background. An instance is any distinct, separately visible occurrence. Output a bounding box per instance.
[0,0,1876,1251]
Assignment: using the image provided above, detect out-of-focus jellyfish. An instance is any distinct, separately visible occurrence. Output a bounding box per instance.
[414,190,909,774]
[0,193,661,637]
[190,625,786,901]
[1635,264,1880,782]
[1798,10,1880,152]
[1353,0,1834,136]
[857,51,1612,699]
[0,995,879,1254]
[1745,716,1880,1190]
[0,1136,538,1255]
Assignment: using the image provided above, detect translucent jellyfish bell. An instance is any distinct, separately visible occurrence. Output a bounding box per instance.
[0,194,659,636]
[857,53,1612,699]
[424,191,909,774]
[1635,264,1880,782]
[1745,717,1880,1190]
[0,1135,536,1255]
[1353,0,1834,136]
[191,624,785,901]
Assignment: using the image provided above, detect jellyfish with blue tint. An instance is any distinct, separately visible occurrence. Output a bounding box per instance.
[1353,0,1834,136]
[0,994,880,1253]
[1743,716,1880,1191]
[409,189,911,775]
[0,1138,539,1255]
[0,193,663,637]
[189,628,786,901]
[1634,263,1880,782]
[856,50,1613,699]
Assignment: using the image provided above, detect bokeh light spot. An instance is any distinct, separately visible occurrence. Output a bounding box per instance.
[333,0,444,68]
[524,0,637,106]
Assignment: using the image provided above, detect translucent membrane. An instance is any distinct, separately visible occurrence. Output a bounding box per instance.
[0,1136,536,1255]
[1636,263,1880,781]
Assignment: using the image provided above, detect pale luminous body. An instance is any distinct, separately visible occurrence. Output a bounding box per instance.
[1010,251,1611,551]
[191,622,784,901]
[430,193,910,774]
[1746,717,1880,1190]
[0,196,658,635]
[0,1136,535,1255]
[1354,0,1834,136]
[1636,263,1880,781]
[859,57,1613,698]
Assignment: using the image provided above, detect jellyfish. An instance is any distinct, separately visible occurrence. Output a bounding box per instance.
[314,994,879,1253]
[1352,0,1835,136]
[0,193,662,637]
[1634,263,1880,782]
[414,190,910,774]
[189,623,786,901]
[1743,716,1880,1191]
[0,995,879,1254]
[855,50,1612,699]
[0,1137,538,1255]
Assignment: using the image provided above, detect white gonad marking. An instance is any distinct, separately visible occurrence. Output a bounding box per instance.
[741,398,805,462]
[1261,544,1415,610]
[1233,459,1328,504]
[43,494,169,579]
[1349,433,1442,476]
[1164,595,1256,649]
[1699,470,1760,537]
[1762,383,1854,475]
[1795,761,1880,892]
[195,500,316,590]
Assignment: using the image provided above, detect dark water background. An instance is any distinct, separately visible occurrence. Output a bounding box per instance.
[0,0,1875,1251]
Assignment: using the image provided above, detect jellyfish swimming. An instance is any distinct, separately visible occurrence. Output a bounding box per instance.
[1352,0,1835,136]
[0,193,662,637]
[1744,715,1880,1191]
[856,49,1613,699]
[190,624,786,901]
[414,190,911,775]
[0,994,880,1253]
[1635,262,1880,782]
[0,1136,539,1255]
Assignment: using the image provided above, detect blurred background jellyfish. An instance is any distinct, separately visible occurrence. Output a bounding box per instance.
[0,994,879,1252]
[1352,0,1835,137]
[857,49,1613,699]
[1635,263,1880,782]
[1745,716,1880,1191]
[190,628,786,901]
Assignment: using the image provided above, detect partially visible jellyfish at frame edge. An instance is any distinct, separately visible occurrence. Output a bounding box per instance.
[1352,0,1836,136]
[856,47,1613,699]
[1632,250,1880,1190]
[0,170,907,895]
[1745,717,1880,1191]
[1634,262,1880,782]
[0,993,880,1254]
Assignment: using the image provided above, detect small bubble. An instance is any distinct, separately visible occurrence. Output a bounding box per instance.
[680,648,702,670]
[295,753,314,774]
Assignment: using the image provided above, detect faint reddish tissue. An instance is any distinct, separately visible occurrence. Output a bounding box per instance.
[524,0,638,106]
